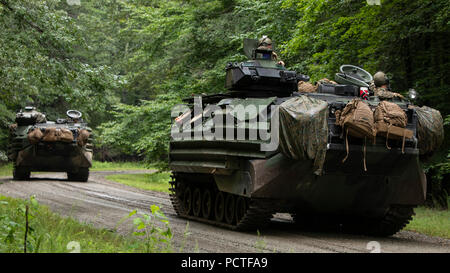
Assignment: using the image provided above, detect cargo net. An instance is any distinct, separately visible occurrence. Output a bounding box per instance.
[278,96,329,175]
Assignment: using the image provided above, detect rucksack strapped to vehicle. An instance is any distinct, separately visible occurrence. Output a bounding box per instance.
[42,128,74,143]
[335,98,375,171]
[335,98,375,139]
[77,129,90,147]
[27,128,44,144]
[374,101,413,153]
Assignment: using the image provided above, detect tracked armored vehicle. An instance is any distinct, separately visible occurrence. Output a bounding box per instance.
[168,39,428,236]
[8,107,93,182]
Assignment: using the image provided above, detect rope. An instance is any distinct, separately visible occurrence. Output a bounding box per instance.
[363,136,367,171]
[342,127,349,163]
[385,123,392,150]
[401,128,406,154]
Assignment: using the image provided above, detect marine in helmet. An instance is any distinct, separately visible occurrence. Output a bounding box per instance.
[257,36,285,67]
[371,71,404,99]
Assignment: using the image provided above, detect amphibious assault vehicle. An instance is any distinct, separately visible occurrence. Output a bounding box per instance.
[8,107,93,181]
[168,39,428,236]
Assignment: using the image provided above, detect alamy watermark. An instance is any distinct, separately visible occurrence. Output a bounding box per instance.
[67,0,81,6]
[367,0,381,5]
[366,241,381,253]
[171,96,279,152]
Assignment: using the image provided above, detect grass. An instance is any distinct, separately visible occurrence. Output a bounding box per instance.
[0,160,150,177]
[405,200,450,239]
[0,195,172,253]
[91,161,149,171]
[0,163,12,177]
[106,172,172,193]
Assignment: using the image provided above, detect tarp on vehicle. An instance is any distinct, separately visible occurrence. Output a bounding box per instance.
[278,96,328,175]
[409,105,444,155]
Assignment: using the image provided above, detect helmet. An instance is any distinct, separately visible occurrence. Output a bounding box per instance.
[373,71,389,87]
[258,36,272,48]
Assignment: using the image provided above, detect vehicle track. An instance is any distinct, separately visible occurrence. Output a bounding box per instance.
[0,171,448,253]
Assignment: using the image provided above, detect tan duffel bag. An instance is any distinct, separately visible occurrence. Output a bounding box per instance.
[77,129,90,147]
[28,128,44,144]
[42,128,59,142]
[374,101,413,152]
[335,99,375,171]
[335,98,375,139]
[42,128,74,142]
[59,128,74,143]
[375,121,413,140]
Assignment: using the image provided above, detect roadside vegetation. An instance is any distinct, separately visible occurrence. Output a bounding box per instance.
[0,195,172,253]
[91,161,149,171]
[106,172,171,193]
[0,161,150,177]
[0,163,11,177]
[405,201,450,239]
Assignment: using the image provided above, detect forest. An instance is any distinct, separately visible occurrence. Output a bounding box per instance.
[0,0,448,204]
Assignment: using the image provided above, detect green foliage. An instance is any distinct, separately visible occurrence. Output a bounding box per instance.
[121,206,173,253]
[106,172,172,193]
[0,0,119,151]
[283,0,450,114]
[405,204,450,239]
[0,163,12,176]
[97,93,181,162]
[0,195,172,253]
[91,160,149,171]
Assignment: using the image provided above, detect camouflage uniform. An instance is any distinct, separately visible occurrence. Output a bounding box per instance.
[317,78,337,85]
[371,71,404,99]
[373,87,404,99]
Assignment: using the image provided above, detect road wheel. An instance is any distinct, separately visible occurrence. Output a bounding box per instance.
[225,194,235,225]
[183,187,193,215]
[235,196,248,224]
[202,189,213,219]
[192,188,202,217]
[214,191,225,222]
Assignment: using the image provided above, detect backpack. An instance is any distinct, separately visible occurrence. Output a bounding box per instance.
[42,128,74,143]
[27,128,43,144]
[335,99,375,171]
[374,101,412,152]
[77,129,90,147]
[335,98,375,139]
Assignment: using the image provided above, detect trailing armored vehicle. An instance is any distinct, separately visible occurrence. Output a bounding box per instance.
[168,39,440,236]
[8,107,93,181]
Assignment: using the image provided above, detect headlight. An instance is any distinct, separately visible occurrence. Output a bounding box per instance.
[408,89,418,100]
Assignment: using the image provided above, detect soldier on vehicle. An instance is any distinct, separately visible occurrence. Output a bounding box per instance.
[371,71,404,99]
[257,36,285,67]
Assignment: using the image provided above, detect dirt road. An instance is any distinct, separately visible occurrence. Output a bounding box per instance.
[0,171,448,253]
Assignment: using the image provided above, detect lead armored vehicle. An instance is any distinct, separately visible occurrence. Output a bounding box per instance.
[168,39,431,236]
[8,107,93,181]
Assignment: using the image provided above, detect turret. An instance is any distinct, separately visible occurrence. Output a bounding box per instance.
[225,38,309,95]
